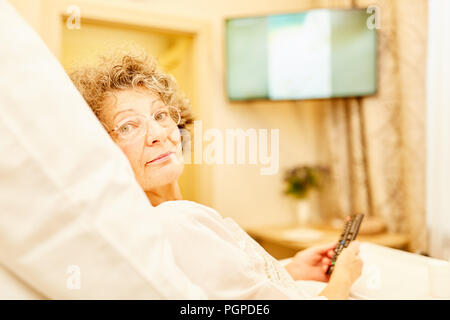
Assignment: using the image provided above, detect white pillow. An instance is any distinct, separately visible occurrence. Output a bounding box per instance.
[0,0,205,299]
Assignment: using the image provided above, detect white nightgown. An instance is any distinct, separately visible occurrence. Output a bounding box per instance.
[154,200,327,300]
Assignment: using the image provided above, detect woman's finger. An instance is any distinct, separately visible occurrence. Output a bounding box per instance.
[315,242,337,254]
[349,241,360,255]
[327,250,334,258]
[322,257,331,266]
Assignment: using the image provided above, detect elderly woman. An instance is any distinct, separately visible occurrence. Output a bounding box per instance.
[69,51,362,300]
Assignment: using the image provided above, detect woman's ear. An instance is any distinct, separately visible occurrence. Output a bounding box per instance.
[178,127,191,152]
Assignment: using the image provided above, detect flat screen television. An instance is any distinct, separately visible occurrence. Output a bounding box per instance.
[226,9,377,101]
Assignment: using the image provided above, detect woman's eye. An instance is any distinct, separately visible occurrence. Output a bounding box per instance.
[154,110,169,121]
[118,123,137,134]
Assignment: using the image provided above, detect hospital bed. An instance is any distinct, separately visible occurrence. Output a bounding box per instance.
[282,242,450,299]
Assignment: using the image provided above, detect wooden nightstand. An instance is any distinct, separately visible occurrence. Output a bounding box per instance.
[246,224,410,260]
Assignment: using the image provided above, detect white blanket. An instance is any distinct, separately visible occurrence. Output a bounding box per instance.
[0,0,205,299]
[284,243,450,299]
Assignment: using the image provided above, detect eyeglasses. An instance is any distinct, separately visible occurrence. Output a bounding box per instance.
[110,106,181,141]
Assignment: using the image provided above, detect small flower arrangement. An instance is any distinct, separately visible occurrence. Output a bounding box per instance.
[283,165,329,200]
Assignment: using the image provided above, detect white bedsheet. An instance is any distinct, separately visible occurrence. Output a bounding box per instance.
[0,0,205,299]
[284,242,450,299]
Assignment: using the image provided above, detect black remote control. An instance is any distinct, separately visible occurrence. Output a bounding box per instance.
[326,214,364,275]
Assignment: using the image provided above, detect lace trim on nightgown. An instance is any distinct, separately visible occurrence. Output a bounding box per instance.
[160,201,313,298]
[222,217,301,295]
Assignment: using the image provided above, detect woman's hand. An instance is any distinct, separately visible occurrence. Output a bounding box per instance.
[319,241,364,300]
[285,242,336,282]
[330,241,363,287]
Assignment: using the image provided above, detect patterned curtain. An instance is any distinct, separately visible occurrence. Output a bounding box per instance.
[318,0,428,253]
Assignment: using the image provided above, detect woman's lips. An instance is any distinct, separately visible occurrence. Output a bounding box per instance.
[146,151,174,165]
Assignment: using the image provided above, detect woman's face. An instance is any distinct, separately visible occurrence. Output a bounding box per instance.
[101,88,184,191]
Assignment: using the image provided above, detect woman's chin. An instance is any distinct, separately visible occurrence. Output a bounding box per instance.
[141,162,184,188]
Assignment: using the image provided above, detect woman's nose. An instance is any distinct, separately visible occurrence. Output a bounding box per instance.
[145,120,167,146]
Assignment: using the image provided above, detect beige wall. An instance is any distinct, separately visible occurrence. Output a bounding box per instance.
[8,0,344,228]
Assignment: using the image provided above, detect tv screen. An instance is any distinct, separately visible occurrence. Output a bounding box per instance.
[226,9,377,101]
